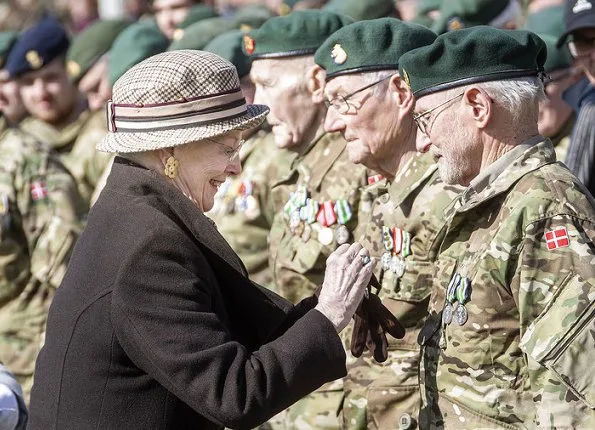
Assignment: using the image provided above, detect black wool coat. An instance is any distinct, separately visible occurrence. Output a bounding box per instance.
[28,158,346,430]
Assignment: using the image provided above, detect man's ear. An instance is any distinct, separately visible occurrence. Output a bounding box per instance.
[463,87,492,129]
[306,64,327,104]
[390,73,415,115]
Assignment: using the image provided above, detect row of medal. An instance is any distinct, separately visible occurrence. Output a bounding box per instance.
[212,178,260,219]
[442,273,472,326]
[283,185,353,246]
[380,226,412,278]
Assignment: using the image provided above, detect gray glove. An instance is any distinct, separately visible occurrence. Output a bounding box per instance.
[315,242,376,332]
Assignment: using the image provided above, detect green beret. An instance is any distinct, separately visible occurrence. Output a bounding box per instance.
[168,17,237,51]
[315,18,437,81]
[66,19,130,83]
[324,0,394,21]
[540,34,572,73]
[431,0,510,34]
[278,0,300,16]
[523,5,565,39]
[244,10,353,59]
[108,20,169,86]
[398,27,546,98]
[233,5,275,30]
[0,32,17,69]
[172,4,219,41]
[204,30,251,79]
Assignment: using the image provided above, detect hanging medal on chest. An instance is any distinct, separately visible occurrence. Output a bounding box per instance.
[441,273,472,327]
[380,226,412,278]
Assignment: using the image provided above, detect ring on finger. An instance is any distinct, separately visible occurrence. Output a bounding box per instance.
[361,254,371,266]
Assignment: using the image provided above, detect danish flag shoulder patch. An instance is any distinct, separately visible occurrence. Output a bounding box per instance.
[545,227,570,250]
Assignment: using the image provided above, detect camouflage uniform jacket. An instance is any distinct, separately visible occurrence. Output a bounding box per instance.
[18,110,111,207]
[419,137,595,429]
[343,152,462,430]
[268,131,369,304]
[0,130,84,402]
[208,130,295,287]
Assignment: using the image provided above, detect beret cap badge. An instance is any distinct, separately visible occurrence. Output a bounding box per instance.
[173,29,185,41]
[25,50,43,69]
[331,43,347,65]
[447,17,465,31]
[402,68,410,88]
[67,60,81,79]
[243,34,255,55]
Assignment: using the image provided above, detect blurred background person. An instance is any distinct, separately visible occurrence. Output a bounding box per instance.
[0,32,27,134]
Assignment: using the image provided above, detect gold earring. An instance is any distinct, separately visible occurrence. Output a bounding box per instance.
[164,155,179,179]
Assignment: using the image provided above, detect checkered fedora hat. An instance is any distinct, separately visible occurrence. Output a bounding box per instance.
[98,50,269,153]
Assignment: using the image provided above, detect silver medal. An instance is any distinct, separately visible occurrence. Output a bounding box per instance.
[335,225,350,245]
[454,303,468,326]
[442,302,454,325]
[390,256,405,277]
[381,252,392,271]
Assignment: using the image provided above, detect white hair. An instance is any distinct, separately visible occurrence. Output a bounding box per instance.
[443,77,545,124]
[361,70,397,97]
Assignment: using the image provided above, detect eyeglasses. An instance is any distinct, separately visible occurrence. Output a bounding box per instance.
[206,137,245,161]
[413,93,464,136]
[568,36,595,58]
[324,75,392,114]
[543,70,573,91]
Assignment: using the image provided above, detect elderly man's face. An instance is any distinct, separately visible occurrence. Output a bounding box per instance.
[415,90,480,185]
[0,72,27,123]
[176,130,242,212]
[78,56,112,112]
[153,0,193,39]
[251,58,321,149]
[569,28,595,84]
[538,68,576,137]
[323,73,405,167]
[19,57,79,125]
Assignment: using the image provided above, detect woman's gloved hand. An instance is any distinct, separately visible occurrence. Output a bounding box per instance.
[315,243,376,333]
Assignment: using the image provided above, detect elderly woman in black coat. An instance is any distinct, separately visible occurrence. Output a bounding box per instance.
[28,50,376,429]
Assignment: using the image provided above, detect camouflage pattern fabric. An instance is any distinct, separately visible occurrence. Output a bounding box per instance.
[344,152,462,430]
[0,128,84,403]
[18,109,111,207]
[265,131,369,429]
[208,129,295,287]
[268,131,370,303]
[419,138,595,428]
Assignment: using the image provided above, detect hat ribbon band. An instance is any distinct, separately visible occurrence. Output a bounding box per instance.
[106,89,246,132]
[110,103,248,133]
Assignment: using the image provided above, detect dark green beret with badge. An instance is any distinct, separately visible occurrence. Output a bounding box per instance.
[431,0,512,34]
[168,17,237,51]
[315,18,437,81]
[233,5,275,30]
[524,5,565,39]
[66,19,131,84]
[0,31,17,69]
[243,10,353,59]
[108,19,169,86]
[324,0,395,21]
[540,34,572,73]
[171,4,219,41]
[398,26,546,98]
[204,30,251,78]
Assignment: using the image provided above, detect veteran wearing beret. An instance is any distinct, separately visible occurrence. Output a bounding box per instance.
[152,0,205,40]
[400,27,595,427]
[3,17,107,207]
[431,0,522,33]
[29,49,376,430]
[0,20,85,404]
[244,10,372,428]
[315,18,462,430]
[203,30,294,288]
[0,31,26,135]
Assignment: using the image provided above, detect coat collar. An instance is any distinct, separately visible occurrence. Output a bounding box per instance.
[107,158,248,276]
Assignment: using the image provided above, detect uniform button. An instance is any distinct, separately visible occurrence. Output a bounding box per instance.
[399,413,413,429]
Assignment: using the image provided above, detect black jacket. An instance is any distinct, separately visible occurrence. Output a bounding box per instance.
[29,158,346,430]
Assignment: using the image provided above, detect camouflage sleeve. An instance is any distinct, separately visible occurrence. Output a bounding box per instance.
[515,214,595,428]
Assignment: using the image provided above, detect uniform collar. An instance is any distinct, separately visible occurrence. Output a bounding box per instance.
[19,109,92,150]
[457,136,556,213]
[388,151,438,207]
